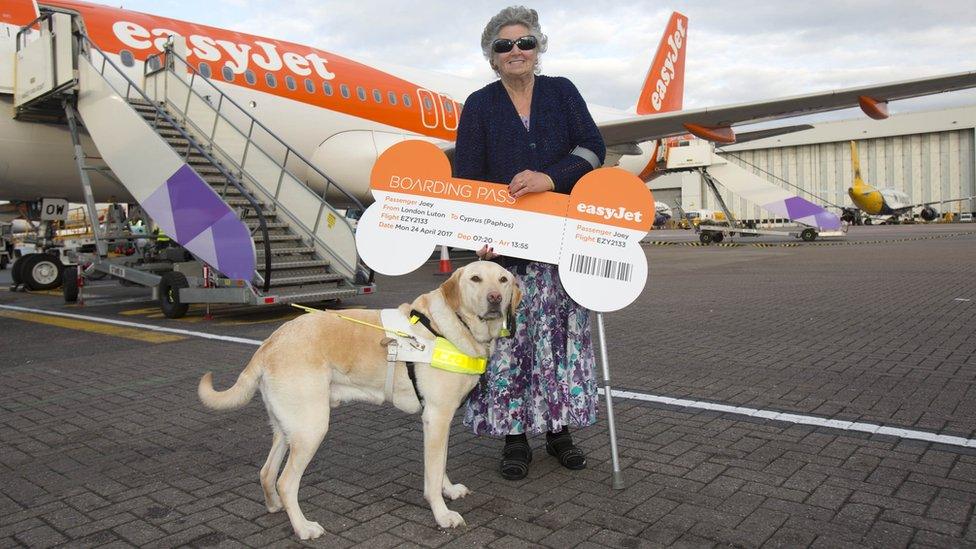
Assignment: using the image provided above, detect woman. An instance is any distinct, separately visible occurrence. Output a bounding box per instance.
[455,6,606,480]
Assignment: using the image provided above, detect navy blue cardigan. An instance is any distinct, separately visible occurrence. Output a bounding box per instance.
[453,75,606,194]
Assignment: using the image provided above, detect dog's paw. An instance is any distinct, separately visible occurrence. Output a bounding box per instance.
[442,483,470,500]
[266,501,282,513]
[434,510,466,529]
[294,520,325,540]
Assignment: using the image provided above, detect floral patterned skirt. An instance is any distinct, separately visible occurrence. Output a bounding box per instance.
[463,261,598,436]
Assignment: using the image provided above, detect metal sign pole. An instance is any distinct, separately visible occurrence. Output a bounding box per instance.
[596,312,624,489]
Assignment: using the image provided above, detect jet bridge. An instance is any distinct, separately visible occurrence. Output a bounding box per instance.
[665,141,845,244]
[9,10,374,316]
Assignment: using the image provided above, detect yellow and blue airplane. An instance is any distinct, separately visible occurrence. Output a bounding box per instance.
[844,141,974,224]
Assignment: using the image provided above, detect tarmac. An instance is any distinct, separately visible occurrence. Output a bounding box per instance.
[1,223,975,548]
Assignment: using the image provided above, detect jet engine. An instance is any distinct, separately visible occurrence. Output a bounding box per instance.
[920,206,938,221]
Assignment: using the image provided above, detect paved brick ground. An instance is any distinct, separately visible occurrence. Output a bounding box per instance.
[1,224,975,547]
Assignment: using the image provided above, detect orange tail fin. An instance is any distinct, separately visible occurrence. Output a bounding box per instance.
[636,12,688,115]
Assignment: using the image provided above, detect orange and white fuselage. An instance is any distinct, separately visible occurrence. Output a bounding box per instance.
[0,0,654,204]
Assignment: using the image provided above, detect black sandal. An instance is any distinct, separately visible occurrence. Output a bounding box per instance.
[546,427,586,470]
[500,434,532,480]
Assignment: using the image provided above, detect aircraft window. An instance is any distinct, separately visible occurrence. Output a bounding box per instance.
[356,86,366,101]
[323,82,333,96]
[402,94,412,108]
[304,78,315,93]
[444,101,454,113]
[147,56,161,71]
[285,75,297,91]
[199,63,212,79]
[222,66,234,82]
[423,96,433,110]
[388,91,397,105]
[373,89,382,103]
[120,50,135,67]
[340,84,350,98]
[245,69,256,85]
[266,72,277,88]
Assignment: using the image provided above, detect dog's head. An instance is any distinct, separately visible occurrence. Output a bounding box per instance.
[440,261,520,340]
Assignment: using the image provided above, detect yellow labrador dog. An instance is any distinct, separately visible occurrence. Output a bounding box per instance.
[198,261,519,540]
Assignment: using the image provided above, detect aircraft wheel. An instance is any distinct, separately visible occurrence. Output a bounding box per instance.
[699,232,714,245]
[63,268,79,303]
[159,271,190,319]
[713,233,725,243]
[801,228,818,242]
[23,253,64,291]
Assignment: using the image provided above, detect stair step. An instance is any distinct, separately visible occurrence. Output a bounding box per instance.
[260,259,330,270]
[256,245,315,256]
[253,233,302,242]
[225,197,266,207]
[262,273,345,287]
[245,221,289,230]
[258,285,359,304]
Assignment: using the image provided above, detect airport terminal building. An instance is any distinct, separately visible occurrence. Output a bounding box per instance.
[651,105,976,221]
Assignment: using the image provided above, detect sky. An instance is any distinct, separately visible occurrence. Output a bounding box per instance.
[94,0,976,120]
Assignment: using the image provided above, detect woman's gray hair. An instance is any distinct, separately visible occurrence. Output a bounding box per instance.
[480,6,548,75]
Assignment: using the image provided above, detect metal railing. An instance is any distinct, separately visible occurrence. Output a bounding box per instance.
[74,32,275,291]
[143,43,366,282]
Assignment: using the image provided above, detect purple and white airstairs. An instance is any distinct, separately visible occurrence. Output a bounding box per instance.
[12,12,373,317]
[664,141,845,244]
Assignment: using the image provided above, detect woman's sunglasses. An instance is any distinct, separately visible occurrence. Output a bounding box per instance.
[491,35,538,54]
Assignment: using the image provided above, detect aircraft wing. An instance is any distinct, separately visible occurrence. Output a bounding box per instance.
[904,196,976,210]
[598,70,976,147]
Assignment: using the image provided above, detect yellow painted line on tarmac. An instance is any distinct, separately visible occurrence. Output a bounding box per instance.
[0,310,187,343]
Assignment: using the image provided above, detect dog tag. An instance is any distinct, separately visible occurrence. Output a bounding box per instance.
[356,140,654,312]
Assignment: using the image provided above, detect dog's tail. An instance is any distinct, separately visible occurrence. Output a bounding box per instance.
[198,358,262,410]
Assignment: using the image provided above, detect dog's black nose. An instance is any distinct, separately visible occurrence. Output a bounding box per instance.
[487,291,502,305]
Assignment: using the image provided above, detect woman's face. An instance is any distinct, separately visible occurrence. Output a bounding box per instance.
[493,24,537,80]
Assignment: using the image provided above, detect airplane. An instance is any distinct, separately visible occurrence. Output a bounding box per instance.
[2,1,975,206]
[844,140,976,224]
[653,202,673,227]
[1,0,975,299]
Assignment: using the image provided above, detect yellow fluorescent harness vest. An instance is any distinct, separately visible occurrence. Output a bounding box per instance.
[429,336,487,375]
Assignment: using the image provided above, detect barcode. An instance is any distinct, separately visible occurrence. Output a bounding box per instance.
[569,253,632,281]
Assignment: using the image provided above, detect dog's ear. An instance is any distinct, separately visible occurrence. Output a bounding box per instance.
[440,267,463,313]
[509,285,522,316]
[504,285,522,337]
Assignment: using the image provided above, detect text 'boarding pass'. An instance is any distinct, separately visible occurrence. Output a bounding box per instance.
[355,140,654,312]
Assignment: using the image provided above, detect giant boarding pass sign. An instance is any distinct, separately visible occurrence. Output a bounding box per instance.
[356,141,654,312]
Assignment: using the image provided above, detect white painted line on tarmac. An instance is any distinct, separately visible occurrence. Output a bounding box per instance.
[3,304,972,449]
[0,304,262,346]
[954,298,971,302]
[599,388,976,449]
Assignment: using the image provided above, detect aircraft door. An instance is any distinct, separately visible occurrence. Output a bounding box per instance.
[417,88,438,129]
[438,94,459,131]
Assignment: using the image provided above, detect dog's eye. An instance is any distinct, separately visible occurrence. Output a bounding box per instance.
[470,275,482,283]
[499,276,508,283]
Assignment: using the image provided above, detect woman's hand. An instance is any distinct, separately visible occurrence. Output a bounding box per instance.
[476,245,499,260]
[509,170,554,198]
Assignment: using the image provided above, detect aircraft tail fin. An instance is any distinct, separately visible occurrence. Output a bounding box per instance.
[636,12,688,115]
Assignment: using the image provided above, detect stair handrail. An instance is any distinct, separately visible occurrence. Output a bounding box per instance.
[144,44,369,282]
[145,45,367,213]
[74,31,274,292]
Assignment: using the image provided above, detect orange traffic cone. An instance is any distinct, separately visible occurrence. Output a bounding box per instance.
[434,245,453,276]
